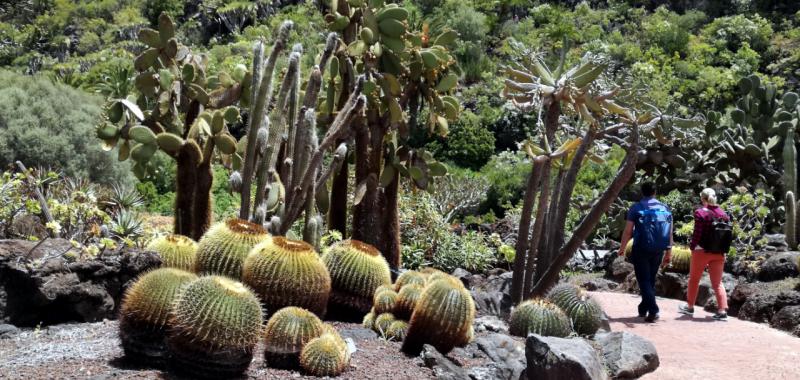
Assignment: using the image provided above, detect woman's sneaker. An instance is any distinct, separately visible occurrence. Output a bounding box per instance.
[678,304,694,316]
[712,312,728,321]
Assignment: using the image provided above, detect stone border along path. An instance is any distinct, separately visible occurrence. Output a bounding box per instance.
[591,291,800,380]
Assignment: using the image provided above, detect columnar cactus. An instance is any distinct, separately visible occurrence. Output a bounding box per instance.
[546,284,604,336]
[194,218,270,278]
[322,239,392,319]
[263,306,325,369]
[242,237,331,317]
[394,283,423,320]
[146,234,198,271]
[119,268,197,365]
[402,276,475,355]
[786,192,799,250]
[509,299,572,338]
[167,276,263,378]
[372,287,398,314]
[299,328,350,377]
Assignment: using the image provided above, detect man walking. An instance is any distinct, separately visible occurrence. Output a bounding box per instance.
[618,182,673,322]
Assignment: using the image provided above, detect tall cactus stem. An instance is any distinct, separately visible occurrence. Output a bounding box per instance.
[786,192,798,250]
[784,124,798,199]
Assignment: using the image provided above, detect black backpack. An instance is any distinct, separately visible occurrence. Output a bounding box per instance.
[699,208,733,254]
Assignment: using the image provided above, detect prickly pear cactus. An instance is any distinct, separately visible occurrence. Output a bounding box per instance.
[509,299,573,338]
[372,287,398,314]
[195,218,270,278]
[402,276,475,355]
[322,239,392,319]
[546,284,604,336]
[167,276,263,378]
[394,283,423,320]
[146,234,198,271]
[299,328,350,377]
[242,237,331,317]
[263,306,325,370]
[119,268,197,365]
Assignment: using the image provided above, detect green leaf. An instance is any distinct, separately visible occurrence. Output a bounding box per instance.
[434,74,458,92]
[129,125,156,144]
[428,161,447,176]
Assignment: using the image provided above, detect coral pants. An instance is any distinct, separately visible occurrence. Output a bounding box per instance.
[686,250,728,310]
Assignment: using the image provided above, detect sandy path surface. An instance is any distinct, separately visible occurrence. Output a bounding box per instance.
[592,291,800,380]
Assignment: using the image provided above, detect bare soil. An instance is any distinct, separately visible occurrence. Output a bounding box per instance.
[0,320,434,379]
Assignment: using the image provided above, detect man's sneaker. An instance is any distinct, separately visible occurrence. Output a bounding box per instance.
[712,312,728,321]
[678,304,694,316]
[644,313,659,323]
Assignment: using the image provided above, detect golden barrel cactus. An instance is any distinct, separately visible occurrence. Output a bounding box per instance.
[394,283,423,320]
[263,306,325,369]
[322,239,391,319]
[146,234,198,271]
[195,218,270,279]
[299,327,350,377]
[509,299,573,338]
[402,276,475,355]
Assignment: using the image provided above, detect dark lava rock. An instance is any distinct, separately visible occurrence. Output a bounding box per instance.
[595,331,659,379]
[606,256,634,283]
[770,305,800,333]
[421,344,469,380]
[764,234,789,251]
[0,239,160,326]
[473,315,509,334]
[738,290,800,323]
[451,268,473,288]
[0,323,19,338]
[577,277,618,291]
[471,271,514,317]
[756,252,799,282]
[524,334,608,380]
[338,326,378,341]
[471,333,526,380]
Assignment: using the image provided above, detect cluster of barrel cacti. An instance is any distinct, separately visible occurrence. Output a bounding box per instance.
[359,269,475,355]
[509,283,606,338]
[624,240,691,273]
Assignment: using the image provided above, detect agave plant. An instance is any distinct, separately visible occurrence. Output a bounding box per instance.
[108,183,145,211]
[111,209,145,240]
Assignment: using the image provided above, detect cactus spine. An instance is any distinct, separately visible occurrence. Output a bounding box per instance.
[402,277,475,355]
[167,276,263,378]
[394,283,423,320]
[146,234,197,271]
[263,306,325,369]
[322,239,392,319]
[300,328,350,377]
[119,268,197,365]
[242,237,331,317]
[546,284,604,336]
[194,218,269,279]
[509,299,573,338]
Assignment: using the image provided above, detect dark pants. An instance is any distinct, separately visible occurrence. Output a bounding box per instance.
[630,250,663,316]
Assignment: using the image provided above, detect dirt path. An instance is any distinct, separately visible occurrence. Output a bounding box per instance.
[591,292,800,380]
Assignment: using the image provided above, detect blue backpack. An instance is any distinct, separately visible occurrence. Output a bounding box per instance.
[632,201,672,253]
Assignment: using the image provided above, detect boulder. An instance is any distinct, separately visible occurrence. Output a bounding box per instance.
[0,323,19,339]
[474,315,509,334]
[0,239,160,326]
[576,277,618,292]
[764,234,789,251]
[756,252,799,282]
[595,331,659,379]
[738,290,800,323]
[606,256,634,283]
[770,305,800,333]
[471,290,511,318]
[524,334,608,380]
[421,344,469,380]
[472,333,526,380]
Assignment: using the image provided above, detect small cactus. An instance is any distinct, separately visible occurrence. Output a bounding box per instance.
[362,311,375,330]
[402,276,475,355]
[322,239,392,319]
[300,329,350,377]
[665,246,692,273]
[167,276,263,378]
[119,268,197,365]
[145,234,198,271]
[242,237,331,317]
[372,288,398,314]
[509,299,572,338]
[263,306,325,369]
[546,284,604,336]
[394,270,426,291]
[373,312,396,335]
[385,320,408,341]
[394,283,423,320]
[195,218,270,278]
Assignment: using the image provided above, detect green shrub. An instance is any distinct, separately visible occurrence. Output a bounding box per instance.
[0,70,131,185]
[427,110,495,170]
[479,151,531,216]
[143,0,184,26]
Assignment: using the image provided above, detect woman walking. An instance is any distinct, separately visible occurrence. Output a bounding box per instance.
[678,188,730,320]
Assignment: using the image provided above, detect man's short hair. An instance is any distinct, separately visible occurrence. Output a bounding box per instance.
[641,182,656,197]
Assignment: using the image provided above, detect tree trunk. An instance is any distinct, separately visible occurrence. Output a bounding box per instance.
[328,147,349,236]
[530,125,640,296]
[380,170,401,270]
[510,161,543,304]
[524,162,552,298]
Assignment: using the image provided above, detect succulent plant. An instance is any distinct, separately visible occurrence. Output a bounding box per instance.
[786,192,800,250]
[146,234,198,271]
[394,270,426,291]
[322,239,392,319]
[372,287,398,314]
[362,311,375,330]
[665,246,692,274]
[167,276,263,378]
[509,299,572,338]
[119,268,197,365]
[546,284,604,336]
[385,320,408,341]
[373,312,396,335]
[242,237,331,317]
[299,329,350,377]
[394,283,423,320]
[195,218,270,278]
[402,277,475,355]
[263,306,325,369]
